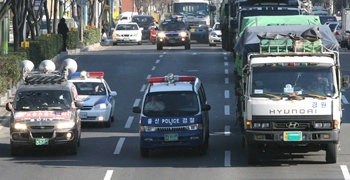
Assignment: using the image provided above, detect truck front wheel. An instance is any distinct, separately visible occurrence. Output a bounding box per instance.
[326,143,338,163]
[140,147,150,157]
[247,143,258,164]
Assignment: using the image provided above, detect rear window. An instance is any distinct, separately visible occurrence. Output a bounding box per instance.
[319,16,337,24]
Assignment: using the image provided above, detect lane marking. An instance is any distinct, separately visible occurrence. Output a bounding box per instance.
[113,137,126,155]
[146,74,151,79]
[140,84,146,92]
[225,78,229,84]
[124,116,134,129]
[192,53,197,55]
[133,99,141,107]
[224,125,230,136]
[152,66,156,71]
[104,170,114,180]
[341,165,350,180]
[155,59,160,64]
[224,105,230,115]
[342,95,349,104]
[224,90,230,99]
[159,55,163,58]
[224,62,228,66]
[224,56,228,60]
[225,69,229,75]
[224,151,231,167]
[224,52,227,55]
[163,52,166,54]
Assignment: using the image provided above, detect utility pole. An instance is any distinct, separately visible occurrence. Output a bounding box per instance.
[1,0,9,55]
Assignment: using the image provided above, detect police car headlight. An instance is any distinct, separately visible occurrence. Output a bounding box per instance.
[14,123,27,130]
[179,32,187,37]
[57,121,75,129]
[187,124,199,130]
[141,126,157,132]
[94,103,107,110]
[158,32,166,38]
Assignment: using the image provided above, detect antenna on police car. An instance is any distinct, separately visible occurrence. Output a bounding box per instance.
[20,60,34,80]
[60,58,78,78]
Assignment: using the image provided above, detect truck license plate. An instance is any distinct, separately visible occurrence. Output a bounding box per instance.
[283,131,302,141]
[80,112,87,119]
[164,134,178,141]
[35,138,49,146]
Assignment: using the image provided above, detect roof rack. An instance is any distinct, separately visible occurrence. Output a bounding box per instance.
[24,71,66,85]
[259,39,324,54]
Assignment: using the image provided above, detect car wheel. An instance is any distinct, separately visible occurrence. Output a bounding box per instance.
[152,41,156,45]
[347,43,350,50]
[247,143,258,164]
[67,141,78,155]
[185,42,191,50]
[10,143,21,156]
[140,147,150,157]
[104,117,112,128]
[157,43,163,50]
[138,41,142,45]
[326,143,337,163]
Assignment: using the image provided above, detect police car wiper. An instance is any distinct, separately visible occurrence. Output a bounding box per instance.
[301,94,327,99]
[262,93,283,100]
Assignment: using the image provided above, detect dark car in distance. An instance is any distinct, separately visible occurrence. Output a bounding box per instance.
[132,15,155,40]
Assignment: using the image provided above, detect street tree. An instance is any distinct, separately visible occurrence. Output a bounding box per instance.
[0,0,11,23]
[11,0,27,51]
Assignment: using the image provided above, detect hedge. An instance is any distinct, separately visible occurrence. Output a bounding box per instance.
[0,54,26,95]
[28,34,63,66]
[83,28,100,46]
[67,31,79,49]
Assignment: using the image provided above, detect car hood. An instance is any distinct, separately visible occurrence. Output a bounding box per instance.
[78,95,108,106]
[114,30,140,34]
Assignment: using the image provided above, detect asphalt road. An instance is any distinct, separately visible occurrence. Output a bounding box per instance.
[1,43,350,180]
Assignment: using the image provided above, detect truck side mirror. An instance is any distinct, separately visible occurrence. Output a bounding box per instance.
[133,106,141,113]
[75,100,83,109]
[342,75,350,89]
[6,102,13,112]
[201,104,211,111]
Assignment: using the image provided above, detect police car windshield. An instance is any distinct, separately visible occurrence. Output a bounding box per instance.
[14,90,72,111]
[143,92,199,117]
[73,82,106,96]
[116,24,138,30]
[213,24,220,30]
[251,66,335,97]
[160,21,186,31]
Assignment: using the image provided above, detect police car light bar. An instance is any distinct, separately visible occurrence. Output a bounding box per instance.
[89,72,104,77]
[68,72,104,79]
[148,77,165,83]
[148,76,196,83]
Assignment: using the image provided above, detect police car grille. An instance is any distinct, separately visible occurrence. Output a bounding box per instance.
[32,132,53,138]
[217,35,222,37]
[157,126,187,132]
[166,34,178,37]
[81,106,93,110]
[31,126,54,130]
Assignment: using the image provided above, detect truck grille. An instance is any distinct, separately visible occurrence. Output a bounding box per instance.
[156,126,187,132]
[31,132,53,138]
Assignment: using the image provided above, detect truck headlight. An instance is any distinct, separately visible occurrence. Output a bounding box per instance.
[179,32,187,37]
[14,123,27,130]
[261,123,270,128]
[314,122,332,129]
[141,126,157,132]
[253,123,261,128]
[57,121,75,129]
[94,103,107,110]
[158,32,166,38]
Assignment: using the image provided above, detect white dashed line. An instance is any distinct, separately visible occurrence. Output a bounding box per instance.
[113,137,126,155]
[224,52,227,55]
[152,66,156,71]
[159,55,164,58]
[341,165,350,180]
[224,56,228,60]
[124,116,134,128]
[342,95,349,104]
[163,52,166,54]
[225,69,229,75]
[192,52,197,55]
[224,105,230,115]
[146,74,151,79]
[224,90,230,99]
[104,170,114,180]
[155,59,160,64]
[225,78,229,84]
[224,151,231,167]
[133,99,141,107]
[224,62,228,66]
[140,84,146,92]
[224,125,231,136]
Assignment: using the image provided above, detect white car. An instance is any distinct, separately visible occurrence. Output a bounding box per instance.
[112,22,143,45]
[68,71,117,127]
[209,23,222,46]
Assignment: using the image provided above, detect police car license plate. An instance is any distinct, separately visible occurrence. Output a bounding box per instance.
[80,112,87,119]
[123,38,129,41]
[164,134,178,141]
[35,138,49,146]
[283,131,302,141]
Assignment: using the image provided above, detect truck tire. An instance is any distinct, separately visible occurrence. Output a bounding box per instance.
[326,143,337,163]
[157,43,163,50]
[140,147,150,157]
[247,143,258,164]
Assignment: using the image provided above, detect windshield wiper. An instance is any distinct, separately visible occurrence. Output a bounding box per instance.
[302,94,327,99]
[283,94,304,100]
[261,93,283,100]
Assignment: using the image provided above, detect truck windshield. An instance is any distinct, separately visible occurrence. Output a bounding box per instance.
[143,92,199,117]
[160,21,186,31]
[251,66,335,97]
[73,82,106,96]
[14,90,72,111]
[174,3,209,16]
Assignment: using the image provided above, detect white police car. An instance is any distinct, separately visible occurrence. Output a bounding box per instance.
[209,23,222,47]
[68,71,117,127]
[133,73,211,157]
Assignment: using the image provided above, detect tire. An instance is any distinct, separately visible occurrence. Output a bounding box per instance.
[138,41,142,45]
[10,143,21,156]
[152,41,156,45]
[185,42,191,50]
[104,118,111,128]
[209,43,214,47]
[157,43,163,50]
[140,147,149,157]
[67,141,78,155]
[247,143,258,164]
[326,143,337,163]
[347,43,350,50]
[113,42,117,46]
[111,115,115,122]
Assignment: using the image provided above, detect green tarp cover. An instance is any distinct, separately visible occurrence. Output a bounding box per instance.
[240,15,321,36]
[260,39,323,53]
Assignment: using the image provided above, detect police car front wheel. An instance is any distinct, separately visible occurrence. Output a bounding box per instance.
[140,147,150,157]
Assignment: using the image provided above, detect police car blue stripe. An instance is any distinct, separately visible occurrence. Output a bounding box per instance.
[94,96,109,106]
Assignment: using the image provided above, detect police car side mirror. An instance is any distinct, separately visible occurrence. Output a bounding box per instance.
[209,28,212,31]
[6,102,13,112]
[342,75,350,89]
[201,104,211,111]
[75,100,83,109]
[110,91,117,96]
[140,28,144,31]
[132,106,141,113]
